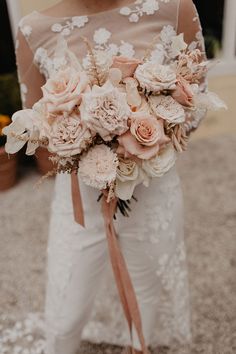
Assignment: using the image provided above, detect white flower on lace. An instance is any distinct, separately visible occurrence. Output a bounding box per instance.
[120,0,160,23]
[79,144,119,190]
[20,25,32,38]
[149,95,186,124]
[93,28,112,45]
[20,83,28,104]
[141,0,159,15]
[150,43,166,64]
[119,41,135,58]
[169,33,187,58]
[72,16,88,27]
[51,16,89,36]
[160,25,176,45]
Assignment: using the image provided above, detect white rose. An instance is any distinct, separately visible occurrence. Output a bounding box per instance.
[134,62,176,93]
[142,144,176,178]
[115,157,149,200]
[148,95,186,124]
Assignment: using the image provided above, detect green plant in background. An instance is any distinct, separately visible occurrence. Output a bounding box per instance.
[204,29,221,59]
[0,71,21,146]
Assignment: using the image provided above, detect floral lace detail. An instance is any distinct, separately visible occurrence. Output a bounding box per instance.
[120,0,171,23]
[34,47,67,79]
[82,27,135,69]
[19,24,32,39]
[20,83,28,106]
[51,16,89,36]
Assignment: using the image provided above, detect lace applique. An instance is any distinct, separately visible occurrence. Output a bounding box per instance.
[19,24,32,39]
[20,83,28,105]
[120,0,170,23]
[34,47,67,79]
[82,27,135,69]
[51,16,89,36]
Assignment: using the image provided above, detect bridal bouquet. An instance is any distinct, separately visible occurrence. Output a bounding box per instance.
[3,32,226,353]
[3,33,226,213]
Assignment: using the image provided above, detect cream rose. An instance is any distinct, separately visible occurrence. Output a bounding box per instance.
[47,111,93,157]
[111,56,142,79]
[171,76,194,107]
[115,157,149,200]
[148,95,186,124]
[134,62,177,93]
[142,144,176,178]
[117,113,170,160]
[42,67,89,113]
[80,81,131,141]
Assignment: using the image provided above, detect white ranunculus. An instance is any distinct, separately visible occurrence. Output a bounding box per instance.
[142,144,176,178]
[134,62,176,93]
[3,109,41,155]
[148,95,186,124]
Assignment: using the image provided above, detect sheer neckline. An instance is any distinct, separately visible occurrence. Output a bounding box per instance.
[33,1,136,20]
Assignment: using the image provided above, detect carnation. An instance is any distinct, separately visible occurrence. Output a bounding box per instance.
[79,144,119,190]
[80,81,131,141]
[148,95,186,124]
[134,62,176,93]
[47,111,93,157]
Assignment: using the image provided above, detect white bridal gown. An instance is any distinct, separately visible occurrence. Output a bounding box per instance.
[14,0,207,352]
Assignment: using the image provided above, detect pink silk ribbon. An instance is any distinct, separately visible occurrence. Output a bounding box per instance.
[70,173,149,354]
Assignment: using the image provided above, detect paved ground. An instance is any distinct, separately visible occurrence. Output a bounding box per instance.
[0,76,236,353]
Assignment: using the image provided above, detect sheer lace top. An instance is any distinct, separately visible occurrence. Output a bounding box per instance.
[15,0,206,111]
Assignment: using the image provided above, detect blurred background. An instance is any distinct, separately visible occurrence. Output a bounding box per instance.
[0,1,235,354]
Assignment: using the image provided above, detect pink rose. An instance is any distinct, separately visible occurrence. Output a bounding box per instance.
[171,76,194,107]
[117,113,170,160]
[111,56,142,79]
[42,67,89,114]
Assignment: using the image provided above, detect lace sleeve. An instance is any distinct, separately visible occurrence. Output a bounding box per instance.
[177,0,208,134]
[15,29,45,109]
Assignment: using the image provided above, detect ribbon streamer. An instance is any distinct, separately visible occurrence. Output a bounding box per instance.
[71,174,149,353]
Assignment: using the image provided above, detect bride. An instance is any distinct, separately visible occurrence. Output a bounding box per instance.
[16,0,206,353]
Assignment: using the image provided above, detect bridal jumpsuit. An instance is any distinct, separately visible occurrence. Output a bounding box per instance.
[15,1,206,352]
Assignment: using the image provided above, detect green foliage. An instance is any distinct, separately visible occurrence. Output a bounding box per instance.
[0,71,21,117]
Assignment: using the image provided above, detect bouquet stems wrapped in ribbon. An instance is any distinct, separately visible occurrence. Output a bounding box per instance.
[3,32,226,352]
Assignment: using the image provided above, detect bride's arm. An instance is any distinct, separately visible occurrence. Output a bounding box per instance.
[177,0,208,134]
[16,30,45,109]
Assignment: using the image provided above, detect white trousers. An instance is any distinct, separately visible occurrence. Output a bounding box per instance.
[45,166,192,354]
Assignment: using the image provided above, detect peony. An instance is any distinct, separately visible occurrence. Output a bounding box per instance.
[171,76,194,107]
[111,56,142,79]
[46,111,93,157]
[117,113,170,160]
[79,144,118,190]
[42,67,89,114]
[148,95,186,124]
[134,62,176,93]
[80,81,131,141]
[3,109,42,155]
[142,144,176,178]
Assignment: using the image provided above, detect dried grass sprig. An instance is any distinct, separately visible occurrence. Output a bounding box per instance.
[34,168,58,189]
[164,122,189,153]
[10,132,48,146]
[81,36,102,86]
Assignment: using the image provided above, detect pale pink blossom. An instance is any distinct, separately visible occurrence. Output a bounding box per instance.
[42,67,89,114]
[117,113,170,160]
[171,76,194,107]
[111,56,142,79]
